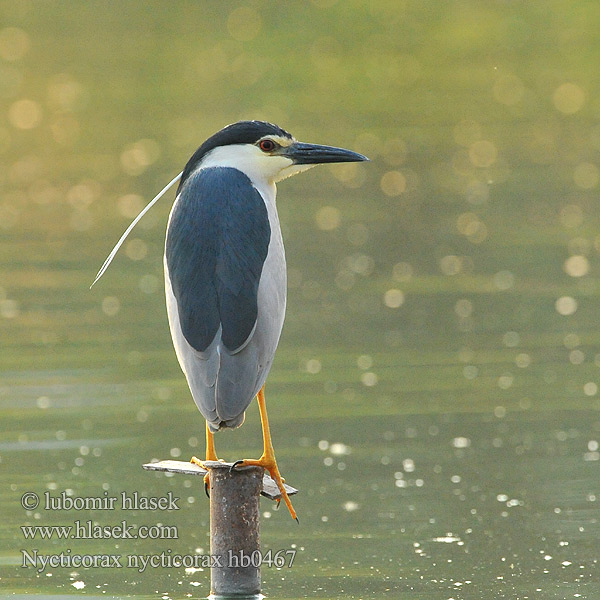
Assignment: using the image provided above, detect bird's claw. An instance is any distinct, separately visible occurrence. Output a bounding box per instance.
[228,456,297,521]
[229,459,244,473]
[190,456,214,499]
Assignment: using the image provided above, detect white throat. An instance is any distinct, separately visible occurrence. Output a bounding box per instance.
[198,144,315,188]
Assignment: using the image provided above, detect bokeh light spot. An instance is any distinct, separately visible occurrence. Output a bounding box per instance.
[315,206,341,231]
[563,333,580,349]
[361,372,378,387]
[469,140,497,167]
[125,238,148,261]
[37,396,51,409]
[573,162,599,189]
[555,296,577,316]
[330,442,351,456]
[357,355,373,370]
[464,365,478,380]
[332,162,366,188]
[47,73,87,112]
[455,299,473,318]
[456,212,488,243]
[67,181,99,209]
[342,500,359,512]
[8,99,42,129]
[494,406,507,418]
[0,202,19,230]
[139,274,159,294]
[380,170,406,196]
[494,270,515,290]
[570,349,584,365]
[120,139,160,176]
[305,358,322,374]
[102,296,121,317]
[440,255,462,276]
[515,353,531,368]
[564,255,589,277]
[383,289,404,308]
[560,204,584,229]
[118,194,145,219]
[553,83,585,114]
[346,253,374,276]
[1,298,20,318]
[503,331,520,347]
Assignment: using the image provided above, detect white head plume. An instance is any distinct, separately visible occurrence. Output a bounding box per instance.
[90,171,182,288]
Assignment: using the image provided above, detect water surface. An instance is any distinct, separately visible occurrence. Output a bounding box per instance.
[1,1,600,598]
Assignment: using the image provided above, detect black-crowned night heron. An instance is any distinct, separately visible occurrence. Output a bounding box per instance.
[93,121,368,519]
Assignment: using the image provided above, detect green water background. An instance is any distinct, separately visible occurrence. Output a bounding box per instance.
[1,1,600,598]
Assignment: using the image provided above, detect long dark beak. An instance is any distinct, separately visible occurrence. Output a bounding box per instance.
[284,142,369,165]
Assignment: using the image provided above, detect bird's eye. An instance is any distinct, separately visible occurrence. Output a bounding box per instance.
[259,139,277,152]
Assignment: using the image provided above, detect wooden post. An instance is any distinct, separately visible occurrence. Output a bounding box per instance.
[205,461,262,597]
[143,459,297,599]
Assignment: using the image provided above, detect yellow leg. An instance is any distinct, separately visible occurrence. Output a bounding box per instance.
[233,385,298,521]
[205,423,218,461]
[191,423,219,491]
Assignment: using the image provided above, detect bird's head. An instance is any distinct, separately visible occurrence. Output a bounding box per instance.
[179,120,368,189]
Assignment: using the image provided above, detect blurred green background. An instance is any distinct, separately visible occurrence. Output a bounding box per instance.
[2,1,600,598]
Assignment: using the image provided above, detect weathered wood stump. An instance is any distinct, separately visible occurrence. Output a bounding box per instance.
[143,459,297,598]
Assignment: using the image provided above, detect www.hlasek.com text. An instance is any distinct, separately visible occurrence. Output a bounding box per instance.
[21,520,178,540]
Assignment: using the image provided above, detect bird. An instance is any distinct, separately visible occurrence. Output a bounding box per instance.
[93,120,368,520]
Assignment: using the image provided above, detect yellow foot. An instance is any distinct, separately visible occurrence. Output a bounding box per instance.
[192,424,221,496]
[190,456,213,497]
[232,457,298,522]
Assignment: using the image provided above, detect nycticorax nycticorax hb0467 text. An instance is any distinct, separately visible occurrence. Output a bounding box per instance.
[93,121,368,519]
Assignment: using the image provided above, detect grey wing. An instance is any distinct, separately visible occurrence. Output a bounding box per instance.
[164,167,278,431]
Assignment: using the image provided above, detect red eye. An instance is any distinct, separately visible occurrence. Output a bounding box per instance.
[259,139,277,152]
